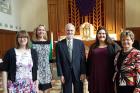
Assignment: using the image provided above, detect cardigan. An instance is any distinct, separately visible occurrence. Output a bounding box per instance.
[114,48,140,90]
[2,48,38,82]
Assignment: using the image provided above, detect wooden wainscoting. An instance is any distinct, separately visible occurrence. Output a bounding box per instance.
[0,29,16,58]
[0,29,16,92]
[126,27,140,42]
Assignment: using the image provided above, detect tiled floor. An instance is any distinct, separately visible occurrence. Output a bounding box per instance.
[50,79,89,93]
[50,63,89,93]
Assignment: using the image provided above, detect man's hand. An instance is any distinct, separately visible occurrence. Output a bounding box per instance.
[80,74,86,81]
[61,76,65,84]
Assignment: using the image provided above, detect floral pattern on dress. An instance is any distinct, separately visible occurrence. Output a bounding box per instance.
[7,49,36,93]
[114,48,140,89]
[8,79,36,93]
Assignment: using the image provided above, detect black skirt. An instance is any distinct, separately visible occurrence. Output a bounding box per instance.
[39,83,52,91]
[117,86,135,93]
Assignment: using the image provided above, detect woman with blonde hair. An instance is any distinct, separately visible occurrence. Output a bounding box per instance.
[32,25,53,93]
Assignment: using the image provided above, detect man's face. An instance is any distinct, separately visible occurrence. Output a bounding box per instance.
[65,25,75,39]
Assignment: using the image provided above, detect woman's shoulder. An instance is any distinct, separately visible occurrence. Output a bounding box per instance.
[5,48,15,55]
[3,48,16,61]
[131,48,140,54]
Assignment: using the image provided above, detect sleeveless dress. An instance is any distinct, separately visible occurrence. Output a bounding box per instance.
[32,41,52,90]
[7,49,36,93]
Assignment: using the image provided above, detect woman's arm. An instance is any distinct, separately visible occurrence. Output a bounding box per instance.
[2,71,8,93]
[134,52,140,93]
[34,80,39,93]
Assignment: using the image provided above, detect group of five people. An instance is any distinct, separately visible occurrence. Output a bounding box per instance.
[0,23,140,93]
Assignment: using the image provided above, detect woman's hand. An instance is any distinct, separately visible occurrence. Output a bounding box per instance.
[113,72,117,82]
[133,88,140,93]
[61,76,65,84]
[2,71,8,93]
[80,74,86,81]
[34,80,39,93]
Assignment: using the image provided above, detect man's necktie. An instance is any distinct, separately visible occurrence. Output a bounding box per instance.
[68,40,72,62]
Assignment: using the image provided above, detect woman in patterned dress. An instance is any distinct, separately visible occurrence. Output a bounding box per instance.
[2,30,38,93]
[114,30,140,93]
[32,25,52,93]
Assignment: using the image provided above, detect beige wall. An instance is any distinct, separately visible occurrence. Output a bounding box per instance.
[0,0,49,31]
[20,0,49,31]
[125,0,140,27]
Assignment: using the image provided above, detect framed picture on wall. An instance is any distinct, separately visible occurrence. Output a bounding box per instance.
[0,0,11,14]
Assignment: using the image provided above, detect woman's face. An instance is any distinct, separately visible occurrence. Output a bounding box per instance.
[121,36,134,49]
[36,26,46,38]
[97,29,106,42]
[18,36,28,47]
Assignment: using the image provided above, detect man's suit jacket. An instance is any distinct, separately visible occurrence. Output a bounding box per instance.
[56,38,86,81]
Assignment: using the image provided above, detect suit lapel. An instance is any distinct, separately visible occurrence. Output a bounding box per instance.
[62,39,71,62]
[72,39,77,62]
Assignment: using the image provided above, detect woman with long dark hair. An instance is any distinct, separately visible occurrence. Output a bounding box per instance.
[87,27,120,93]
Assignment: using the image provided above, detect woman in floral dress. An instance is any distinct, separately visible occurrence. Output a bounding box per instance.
[2,30,38,93]
[114,30,140,93]
[32,25,52,93]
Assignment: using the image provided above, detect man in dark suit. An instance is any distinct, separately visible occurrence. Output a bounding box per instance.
[56,23,86,93]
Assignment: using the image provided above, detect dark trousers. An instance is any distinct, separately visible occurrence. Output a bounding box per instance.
[117,86,135,93]
[62,70,83,93]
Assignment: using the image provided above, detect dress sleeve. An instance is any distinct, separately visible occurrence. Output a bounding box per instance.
[134,51,140,92]
[86,45,93,76]
[114,42,121,53]
[56,42,63,76]
[2,49,12,71]
[80,41,86,74]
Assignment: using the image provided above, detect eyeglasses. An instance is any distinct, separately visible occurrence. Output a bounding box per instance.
[18,36,28,38]
[98,33,106,35]
[67,30,74,32]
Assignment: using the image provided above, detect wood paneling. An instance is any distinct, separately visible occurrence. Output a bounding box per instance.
[48,0,58,41]
[115,0,125,39]
[48,0,68,40]
[126,27,140,42]
[104,0,125,37]
[0,30,16,58]
[0,30,16,92]
[104,0,116,33]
